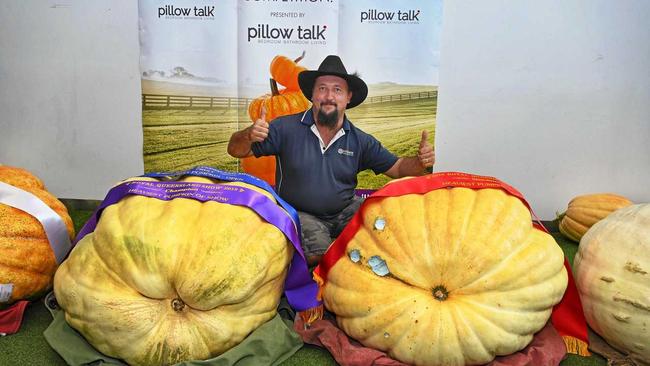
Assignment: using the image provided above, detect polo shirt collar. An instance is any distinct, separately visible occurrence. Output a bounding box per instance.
[300,109,352,132]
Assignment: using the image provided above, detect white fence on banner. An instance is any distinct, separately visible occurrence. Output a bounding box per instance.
[141,90,437,110]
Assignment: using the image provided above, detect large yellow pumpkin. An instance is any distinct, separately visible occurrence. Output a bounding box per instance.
[559,193,633,242]
[574,204,650,364]
[0,166,74,305]
[270,51,307,91]
[53,176,293,366]
[242,79,310,186]
[321,186,568,366]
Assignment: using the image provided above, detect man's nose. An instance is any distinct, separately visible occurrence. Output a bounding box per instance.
[324,89,336,100]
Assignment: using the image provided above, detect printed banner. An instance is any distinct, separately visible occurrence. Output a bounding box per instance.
[139,0,442,190]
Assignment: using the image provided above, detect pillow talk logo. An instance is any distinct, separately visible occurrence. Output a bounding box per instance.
[247,24,328,45]
[158,5,215,20]
[360,8,421,24]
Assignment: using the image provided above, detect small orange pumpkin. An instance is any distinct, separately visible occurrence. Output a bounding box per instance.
[242,79,310,186]
[269,51,307,91]
[0,166,75,305]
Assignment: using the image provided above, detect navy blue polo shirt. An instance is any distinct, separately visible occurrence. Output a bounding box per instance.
[251,110,398,217]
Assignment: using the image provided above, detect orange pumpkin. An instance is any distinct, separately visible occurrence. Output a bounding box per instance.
[0,166,75,305]
[269,51,307,91]
[247,79,310,122]
[559,193,633,242]
[242,79,310,186]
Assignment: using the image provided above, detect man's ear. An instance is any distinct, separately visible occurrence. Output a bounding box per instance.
[347,91,353,104]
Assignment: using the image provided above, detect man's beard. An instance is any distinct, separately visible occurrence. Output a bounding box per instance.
[317,104,339,129]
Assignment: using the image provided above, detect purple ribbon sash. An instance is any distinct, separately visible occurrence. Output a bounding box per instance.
[142,166,301,234]
[75,179,319,311]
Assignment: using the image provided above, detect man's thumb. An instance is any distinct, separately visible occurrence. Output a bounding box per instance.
[260,105,267,121]
[420,130,429,146]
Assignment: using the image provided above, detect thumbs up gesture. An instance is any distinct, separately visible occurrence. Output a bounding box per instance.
[249,106,270,143]
[417,130,435,168]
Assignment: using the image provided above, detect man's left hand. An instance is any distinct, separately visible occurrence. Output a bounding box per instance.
[417,130,435,168]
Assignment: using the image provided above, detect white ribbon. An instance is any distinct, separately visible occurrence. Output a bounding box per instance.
[0,181,72,264]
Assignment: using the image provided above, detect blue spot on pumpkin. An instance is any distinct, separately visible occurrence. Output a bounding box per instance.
[374,217,386,231]
[349,249,361,263]
[368,255,389,276]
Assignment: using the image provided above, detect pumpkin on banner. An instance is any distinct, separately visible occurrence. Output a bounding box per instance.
[53,175,294,366]
[242,79,310,186]
[574,203,650,364]
[0,166,74,305]
[315,174,570,366]
[558,193,633,242]
[247,79,310,123]
[270,51,307,91]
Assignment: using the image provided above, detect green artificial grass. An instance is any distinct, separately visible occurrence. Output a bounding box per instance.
[0,209,609,366]
[545,220,580,270]
[281,346,337,366]
[0,300,68,365]
[69,209,96,235]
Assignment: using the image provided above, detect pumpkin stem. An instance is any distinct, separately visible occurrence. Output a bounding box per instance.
[269,78,281,96]
[432,285,448,301]
[171,298,186,312]
[294,50,306,63]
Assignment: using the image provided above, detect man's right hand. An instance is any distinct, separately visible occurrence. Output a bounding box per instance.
[248,106,269,143]
[227,106,270,158]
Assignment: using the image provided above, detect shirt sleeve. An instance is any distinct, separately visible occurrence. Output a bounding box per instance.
[359,132,398,175]
[251,119,282,157]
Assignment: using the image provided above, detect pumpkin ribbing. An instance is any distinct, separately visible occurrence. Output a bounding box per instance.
[559,193,633,242]
[53,176,293,366]
[322,187,568,366]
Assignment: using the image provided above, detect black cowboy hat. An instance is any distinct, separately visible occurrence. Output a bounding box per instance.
[298,55,368,109]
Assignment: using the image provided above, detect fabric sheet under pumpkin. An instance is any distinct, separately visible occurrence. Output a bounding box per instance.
[45,308,303,366]
[294,314,567,366]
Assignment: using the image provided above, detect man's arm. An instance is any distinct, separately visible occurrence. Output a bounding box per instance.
[227,108,269,158]
[227,128,255,158]
[384,130,435,178]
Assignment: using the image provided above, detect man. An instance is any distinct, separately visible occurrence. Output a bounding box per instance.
[228,55,434,266]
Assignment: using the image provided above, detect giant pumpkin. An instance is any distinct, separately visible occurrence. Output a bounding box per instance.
[574,204,650,364]
[321,184,568,366]
[242,79,310,186]
[0,166,74,305]
[53,176,293,366]
[559,193,632,242]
